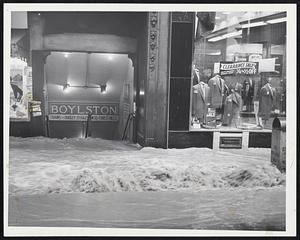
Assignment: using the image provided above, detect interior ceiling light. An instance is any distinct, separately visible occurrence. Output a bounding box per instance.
[206,51,222,56]
[107,54,114,61]
[240,21,267,29]
[208,30,242,42]
[266,17,287,24]
[100,84,107,93]
[63,83,70,92]
[62,83,107,92]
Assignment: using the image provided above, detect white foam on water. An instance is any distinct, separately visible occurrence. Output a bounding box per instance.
[8,137,285,195]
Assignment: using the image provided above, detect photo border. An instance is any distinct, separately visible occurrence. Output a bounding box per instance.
[3,3,297,237]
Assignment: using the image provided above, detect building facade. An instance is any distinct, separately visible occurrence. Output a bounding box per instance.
[10,11,286,149]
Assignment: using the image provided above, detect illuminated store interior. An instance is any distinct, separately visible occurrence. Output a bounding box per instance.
[191,11,286,131]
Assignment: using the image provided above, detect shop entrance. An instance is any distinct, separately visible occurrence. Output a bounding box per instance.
[44,51,135,140]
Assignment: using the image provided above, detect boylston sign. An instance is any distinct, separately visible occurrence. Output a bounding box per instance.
[48,102,119,121]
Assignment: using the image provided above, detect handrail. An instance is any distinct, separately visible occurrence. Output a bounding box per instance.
[122,113,135,141]
[85,113,92,138]
[45,115,50,137]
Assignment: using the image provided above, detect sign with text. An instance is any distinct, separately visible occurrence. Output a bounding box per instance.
[218,62,258,76]
[49,102,119,121]
[248,54,263,62]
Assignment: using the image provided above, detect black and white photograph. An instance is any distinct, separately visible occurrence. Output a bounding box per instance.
[3,3,297,237]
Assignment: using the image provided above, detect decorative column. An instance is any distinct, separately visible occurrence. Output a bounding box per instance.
[143,12,170,148]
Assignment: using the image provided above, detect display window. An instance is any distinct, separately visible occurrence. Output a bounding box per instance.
[191,11,286,131]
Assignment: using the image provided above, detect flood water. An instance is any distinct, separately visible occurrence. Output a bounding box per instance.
[8,137,286,230]
[9,188,285,230]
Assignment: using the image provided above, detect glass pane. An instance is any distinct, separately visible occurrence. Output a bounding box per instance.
[171,23,193,78]
[191,11,286,130]
[169,78,191,130]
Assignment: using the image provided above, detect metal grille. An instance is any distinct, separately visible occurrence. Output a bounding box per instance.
[219,137,242,149]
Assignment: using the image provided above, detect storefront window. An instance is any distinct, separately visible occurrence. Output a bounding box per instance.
[191,11,286,131]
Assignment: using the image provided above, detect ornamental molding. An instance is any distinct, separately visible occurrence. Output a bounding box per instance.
[150,12,158,27]
[148,12,158,72]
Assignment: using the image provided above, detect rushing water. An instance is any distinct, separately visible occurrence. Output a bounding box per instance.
[8,137,286,230]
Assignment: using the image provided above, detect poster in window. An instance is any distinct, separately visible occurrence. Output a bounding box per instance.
[10,58,30,121]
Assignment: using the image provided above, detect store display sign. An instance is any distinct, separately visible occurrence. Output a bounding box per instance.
[218,61,258,76]
[29,100,42,117]
[257,58,276,72]
[234,56,247,62]
[234,53,248,62]
[48,102,119,121]
[248,54,263,62]
[207,108,216,117]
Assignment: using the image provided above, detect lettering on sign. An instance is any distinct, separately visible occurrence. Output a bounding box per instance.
[219,62,258,76]
[248,54,263,62]
[234,55,247,62]
[48,103,119,122]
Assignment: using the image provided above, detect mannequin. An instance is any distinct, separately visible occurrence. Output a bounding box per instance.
[233,81,243,96]
[192,65,200,86]
[279,78,286,114]
[192,78,210,124]
[242,77,255,112]
[223,88,243,127]
[258,78,276,126]
[208,74,227,108]
[208,74,228,123]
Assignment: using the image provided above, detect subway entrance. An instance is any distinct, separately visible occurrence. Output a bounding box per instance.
[44,52,135,140]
